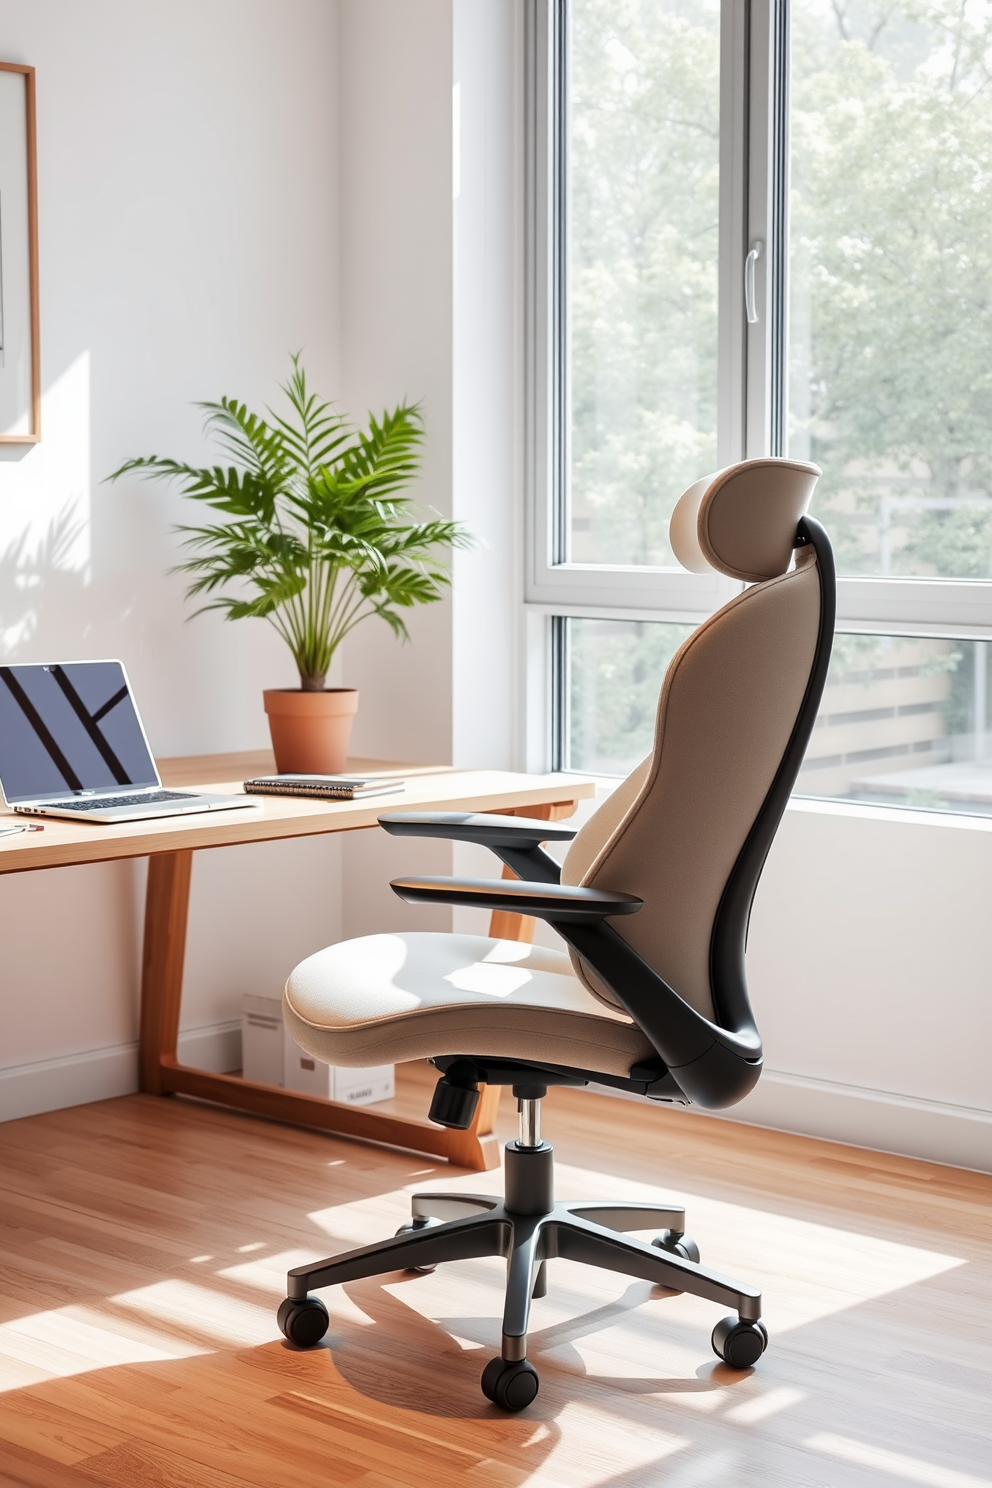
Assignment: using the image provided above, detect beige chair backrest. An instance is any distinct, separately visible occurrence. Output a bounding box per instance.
[561,458,822,1023]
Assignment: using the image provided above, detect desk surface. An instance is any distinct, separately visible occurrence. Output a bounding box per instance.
[0,751,596,874]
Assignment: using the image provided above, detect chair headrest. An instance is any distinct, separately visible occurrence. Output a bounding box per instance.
[670,458,822,582]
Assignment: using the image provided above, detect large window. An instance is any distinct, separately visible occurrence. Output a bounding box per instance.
[527,0,992,814]
[797,635,992,814]
[791,0,992,584]
[567,0,721,569]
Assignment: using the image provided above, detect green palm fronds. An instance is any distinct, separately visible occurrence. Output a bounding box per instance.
[110,357,470,690]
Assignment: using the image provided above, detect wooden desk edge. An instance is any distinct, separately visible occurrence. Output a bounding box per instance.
[0,770,596,876]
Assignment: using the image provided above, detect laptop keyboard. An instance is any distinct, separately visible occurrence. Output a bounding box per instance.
[45,791,199,811]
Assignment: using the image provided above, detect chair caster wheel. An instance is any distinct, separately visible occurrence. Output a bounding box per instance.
[711,1315,768,1369]
[395,1216,439,1273]
[651,1230,700,1293]
[481,1356,540,1412]
[277,1295,329,1348]
[652,1229,700,1264]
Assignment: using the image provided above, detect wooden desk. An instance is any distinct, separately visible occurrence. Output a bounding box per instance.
[0,752,594,1170]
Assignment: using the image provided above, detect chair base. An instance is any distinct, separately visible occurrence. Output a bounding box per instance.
[279,1139,767,1408]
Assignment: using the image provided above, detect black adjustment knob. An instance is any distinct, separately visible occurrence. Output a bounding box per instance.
[429,1075,480,1129]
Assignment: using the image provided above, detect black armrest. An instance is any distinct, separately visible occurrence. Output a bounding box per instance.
[379,812,577,844]
[380,812,574,885]
[391,875,641,923]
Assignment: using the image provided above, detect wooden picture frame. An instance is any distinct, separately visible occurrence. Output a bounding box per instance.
[0,62,40,445]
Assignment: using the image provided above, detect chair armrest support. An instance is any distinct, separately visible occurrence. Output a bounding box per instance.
[380,813,571,884]
[390,875,642,923]
[559,920,762,1108]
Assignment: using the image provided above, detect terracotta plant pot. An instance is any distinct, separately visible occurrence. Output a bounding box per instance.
[263,688,359,774]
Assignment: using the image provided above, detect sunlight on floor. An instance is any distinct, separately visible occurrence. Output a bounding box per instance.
[218,1249,326,1293]
[0,1153,967,1419]
[531,1400,689,1487]
[1,1090,988,1488]
[548,1162,965,1331]
[0,1303,206,1385]
[110,1279,279,1348]
[216,1249,382,1330]
[305,1161,965,1338]
[724,1385,805,1423]
[807,1433,992,1488]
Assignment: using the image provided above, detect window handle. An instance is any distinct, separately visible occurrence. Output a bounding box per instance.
[744,240,763,324]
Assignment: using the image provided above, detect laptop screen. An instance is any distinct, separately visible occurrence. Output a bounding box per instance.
[0,661,159,803]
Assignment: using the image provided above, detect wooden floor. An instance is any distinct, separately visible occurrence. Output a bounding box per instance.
[1,1075,990,1488]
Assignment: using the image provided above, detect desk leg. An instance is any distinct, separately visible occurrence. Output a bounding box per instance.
[139,850,194,1095]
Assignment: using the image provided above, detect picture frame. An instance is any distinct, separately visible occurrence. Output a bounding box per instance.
[0,61,40,445]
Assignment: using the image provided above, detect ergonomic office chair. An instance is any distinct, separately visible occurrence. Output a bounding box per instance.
[276,458,835,1411]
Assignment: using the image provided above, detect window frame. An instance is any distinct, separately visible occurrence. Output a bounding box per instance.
[524,0,992,775]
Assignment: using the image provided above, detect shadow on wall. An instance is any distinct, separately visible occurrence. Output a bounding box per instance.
[0,501,98,659]
[0,494,145,669]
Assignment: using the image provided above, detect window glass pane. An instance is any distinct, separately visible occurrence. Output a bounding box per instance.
[566,617,695,774]
[567,0,721,568]
[566,619,992,817]
[797,634,992,814]
[790,2,992,578]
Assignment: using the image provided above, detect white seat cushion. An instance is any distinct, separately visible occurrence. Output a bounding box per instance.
[283,931,655,1077]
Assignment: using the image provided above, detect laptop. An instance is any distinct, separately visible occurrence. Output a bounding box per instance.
[0,660,262,824]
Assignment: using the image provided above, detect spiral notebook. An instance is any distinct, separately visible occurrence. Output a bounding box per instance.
[243,774,405,801]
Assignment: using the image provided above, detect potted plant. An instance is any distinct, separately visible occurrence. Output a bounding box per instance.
[110,357,469,772]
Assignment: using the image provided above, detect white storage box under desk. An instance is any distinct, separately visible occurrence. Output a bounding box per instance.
[284,1046,395,1105]
[242,994,285,1087]
[242,994,394,1106]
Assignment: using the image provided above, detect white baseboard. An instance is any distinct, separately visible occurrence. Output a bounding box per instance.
[178,1020,242,1078]
[594,1068,992,1173]
[0,1021,242,1124]
[0,1041,140,1124]
[723,1069,992,1173]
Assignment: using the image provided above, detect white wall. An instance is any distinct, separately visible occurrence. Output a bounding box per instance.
[740,800,992,1170]
[0,0,345,1115]
[337,0,454,768]
[0,1,340,741]
[451,0,522,772]
[334,0,520,773]
[335,0,523,933]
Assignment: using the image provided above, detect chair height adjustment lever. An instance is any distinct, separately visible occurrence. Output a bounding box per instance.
[428,1073,481,1129]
